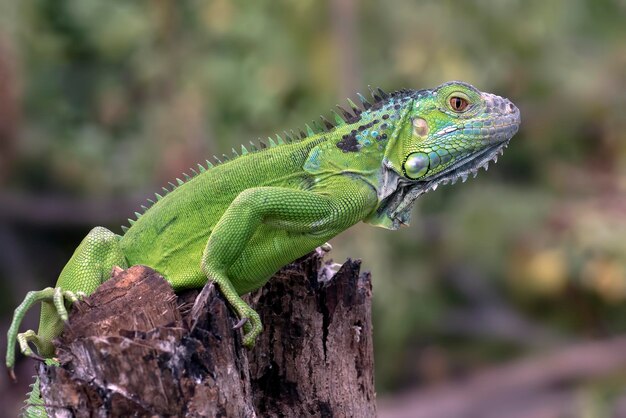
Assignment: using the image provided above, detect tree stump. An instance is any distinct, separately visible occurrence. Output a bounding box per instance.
[36,251,376,417]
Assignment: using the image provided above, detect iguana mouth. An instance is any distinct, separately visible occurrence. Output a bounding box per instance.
[423,139,510,188]
[375,139,510,229]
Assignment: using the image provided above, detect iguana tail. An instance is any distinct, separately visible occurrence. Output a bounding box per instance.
[22,376,46,418]
[21,358,59,418]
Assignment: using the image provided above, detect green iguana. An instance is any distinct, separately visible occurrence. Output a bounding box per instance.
[6,81,520,415]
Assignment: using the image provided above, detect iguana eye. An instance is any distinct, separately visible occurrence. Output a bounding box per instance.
[449,96,469,112]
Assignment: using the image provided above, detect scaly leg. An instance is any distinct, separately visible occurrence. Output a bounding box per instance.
[6,227,127,377]
[201,177,377,346]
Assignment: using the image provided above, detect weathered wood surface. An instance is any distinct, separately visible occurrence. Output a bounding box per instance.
[37,252,376,417]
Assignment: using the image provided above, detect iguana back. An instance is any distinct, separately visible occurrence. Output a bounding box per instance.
[121,135,328,291]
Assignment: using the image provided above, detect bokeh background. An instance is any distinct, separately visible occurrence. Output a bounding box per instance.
[1,1,626,416]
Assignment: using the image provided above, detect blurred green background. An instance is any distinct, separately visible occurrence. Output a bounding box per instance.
[1,0,626,416]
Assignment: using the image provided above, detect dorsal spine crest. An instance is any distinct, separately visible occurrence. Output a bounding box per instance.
[122,86,402,232]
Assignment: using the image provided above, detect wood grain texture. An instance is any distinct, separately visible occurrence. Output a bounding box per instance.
[37,251,375,417]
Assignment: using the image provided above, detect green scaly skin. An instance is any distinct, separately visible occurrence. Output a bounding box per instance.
[6,81,520,416]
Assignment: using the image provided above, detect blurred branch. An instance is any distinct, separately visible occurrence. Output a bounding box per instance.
[0,225,38,298]
[0,193,139,226]
[379,336,626,418]
[440,264,566,347]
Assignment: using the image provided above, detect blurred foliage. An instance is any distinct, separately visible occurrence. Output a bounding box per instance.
[1,0,626,414]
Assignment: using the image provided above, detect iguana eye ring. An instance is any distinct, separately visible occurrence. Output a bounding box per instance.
[449,96,469,112]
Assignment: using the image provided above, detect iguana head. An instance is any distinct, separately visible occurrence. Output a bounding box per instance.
[384,81,520,184]
[370,81,521,229]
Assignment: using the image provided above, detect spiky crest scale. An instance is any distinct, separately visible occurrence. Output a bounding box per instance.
[347,98,361,115]
[331,110,345,126]
[356,92,371,109]
[122,85,406,231]
[312,121,323,133]
[320,115,334,130]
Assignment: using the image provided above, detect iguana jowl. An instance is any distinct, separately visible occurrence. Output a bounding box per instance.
[6,81,520,390]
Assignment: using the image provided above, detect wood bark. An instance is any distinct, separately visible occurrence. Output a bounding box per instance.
[37,251,376,417]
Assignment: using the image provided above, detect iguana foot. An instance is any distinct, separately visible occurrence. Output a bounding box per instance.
[200,266,264,347]
[235,304,262,348]
[6,287,85,379]
[16,331,48,362]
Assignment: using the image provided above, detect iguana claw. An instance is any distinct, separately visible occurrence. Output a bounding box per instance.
[236,306,262,348]
[233,317,248,330]
[8,367,16,382]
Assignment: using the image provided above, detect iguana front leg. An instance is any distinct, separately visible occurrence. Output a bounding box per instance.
[6,227,127,377]
[200,177,377,346]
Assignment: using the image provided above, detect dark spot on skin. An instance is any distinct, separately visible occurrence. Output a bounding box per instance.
[336,132,360,152]
[381,123,388,130]
[353,120,377,132]
[381,133,387,139]
[394,104,401,110]
[382,114,389,119]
